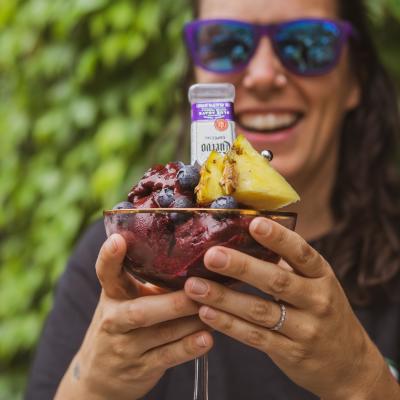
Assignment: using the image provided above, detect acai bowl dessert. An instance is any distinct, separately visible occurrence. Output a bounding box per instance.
[104,135,299,290]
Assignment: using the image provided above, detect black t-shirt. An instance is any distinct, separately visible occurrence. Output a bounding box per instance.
[25,220,400,399]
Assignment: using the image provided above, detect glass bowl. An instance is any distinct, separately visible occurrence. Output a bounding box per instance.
[103,208,297,290]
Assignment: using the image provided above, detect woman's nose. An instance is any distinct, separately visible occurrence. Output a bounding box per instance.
[242,37,286,91]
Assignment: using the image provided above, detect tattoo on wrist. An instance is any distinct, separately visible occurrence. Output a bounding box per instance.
[73,362,80,381]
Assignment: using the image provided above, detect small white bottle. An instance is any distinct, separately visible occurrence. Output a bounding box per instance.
[188,83,236,165]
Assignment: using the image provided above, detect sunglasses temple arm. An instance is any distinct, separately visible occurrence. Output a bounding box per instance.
[344,21,360,40]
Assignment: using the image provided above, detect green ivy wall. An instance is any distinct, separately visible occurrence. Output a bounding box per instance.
[0,0,399,398]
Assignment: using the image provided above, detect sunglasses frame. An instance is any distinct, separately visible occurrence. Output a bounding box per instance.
[184,18,357,77]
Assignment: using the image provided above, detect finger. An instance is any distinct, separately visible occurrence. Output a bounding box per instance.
[102,290,200,334]
[96,234,164,299]
[203,247,315,308]
[133,316,209,354]
[250,217,330,278]
[145,330,213,372]
[185,278,308,340]
[197,305,292,358]
[96,234,137,299]
[278,258,294,272]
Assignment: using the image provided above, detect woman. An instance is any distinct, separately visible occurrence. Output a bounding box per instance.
[26,0,400,398]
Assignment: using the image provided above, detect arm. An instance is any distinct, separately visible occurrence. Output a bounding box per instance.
[183,217,400,399]
[54,233,213,400]
[26,222,213,400]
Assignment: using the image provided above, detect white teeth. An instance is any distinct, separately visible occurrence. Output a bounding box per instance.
[239,113,299,131]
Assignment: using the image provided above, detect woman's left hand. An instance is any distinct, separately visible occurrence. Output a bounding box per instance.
[183,217,391,399]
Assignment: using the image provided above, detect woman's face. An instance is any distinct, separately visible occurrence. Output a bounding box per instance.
[195,0,360,183]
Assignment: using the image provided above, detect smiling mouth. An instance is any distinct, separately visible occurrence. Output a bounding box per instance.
[237,112,304,134]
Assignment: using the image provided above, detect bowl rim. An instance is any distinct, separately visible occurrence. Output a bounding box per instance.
[103,208,297,218]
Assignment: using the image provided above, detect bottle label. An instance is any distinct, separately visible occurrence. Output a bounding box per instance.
[191,102,235,165]
[191,102,234,121]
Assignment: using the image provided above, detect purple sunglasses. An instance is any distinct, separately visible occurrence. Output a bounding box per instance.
[184,18,357,77]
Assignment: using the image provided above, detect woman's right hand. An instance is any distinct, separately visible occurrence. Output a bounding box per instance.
[55,234,213,400]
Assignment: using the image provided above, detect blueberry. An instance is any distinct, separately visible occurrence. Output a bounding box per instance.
[112,201,134,226]
[192,161,201,171]
[112,201,134,210]
[177,165,200,191]
[156,188,175,207]
[173,197,195,208]
[170,197,194,224]
[210,196,238,209]
[173,161,186,169]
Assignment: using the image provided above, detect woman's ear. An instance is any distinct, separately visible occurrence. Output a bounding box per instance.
[345,74,361,111]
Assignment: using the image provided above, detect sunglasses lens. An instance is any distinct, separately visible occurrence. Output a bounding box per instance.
[274,20,342,75]
[192,21,255,72]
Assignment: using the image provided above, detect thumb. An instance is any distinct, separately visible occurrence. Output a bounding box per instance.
[96,234,138,299]
[96,234,167,299]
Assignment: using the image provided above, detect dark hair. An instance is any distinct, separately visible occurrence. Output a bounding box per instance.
[324,0,400,304]
[186,0,400,305]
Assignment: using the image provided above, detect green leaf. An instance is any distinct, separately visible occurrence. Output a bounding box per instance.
[91,159,125,198]
[69,96,98,128]
[388,0,400,20]
[107,1,135,30]
[76,49,98,83]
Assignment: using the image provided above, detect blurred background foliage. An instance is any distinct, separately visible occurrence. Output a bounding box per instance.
[0,0,399,398]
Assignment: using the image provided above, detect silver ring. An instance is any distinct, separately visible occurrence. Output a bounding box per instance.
[270,302,287,332]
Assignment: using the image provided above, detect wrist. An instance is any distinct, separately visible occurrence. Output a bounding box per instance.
[323,338,399,400]
[55,353,106,400]
[73,351,112,400]
[60,350,142,400]
[55,350,109,400]
[348,357,400,400]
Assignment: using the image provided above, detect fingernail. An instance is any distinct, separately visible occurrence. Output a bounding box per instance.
[107,235,118,254]
[200,306,217,320]
[208,249,228,269]
[196,334,208,348]
[189,279,208,295]
[253,218,271,235]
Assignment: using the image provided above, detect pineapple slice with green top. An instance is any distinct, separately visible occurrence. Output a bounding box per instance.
[195,150,225,205]
[221,135,300,210]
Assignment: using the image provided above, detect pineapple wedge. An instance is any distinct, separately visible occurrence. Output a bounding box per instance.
[221,135,300,210]
[195,150,225,205]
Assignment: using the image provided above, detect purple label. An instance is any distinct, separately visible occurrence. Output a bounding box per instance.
[191,102,234,122]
